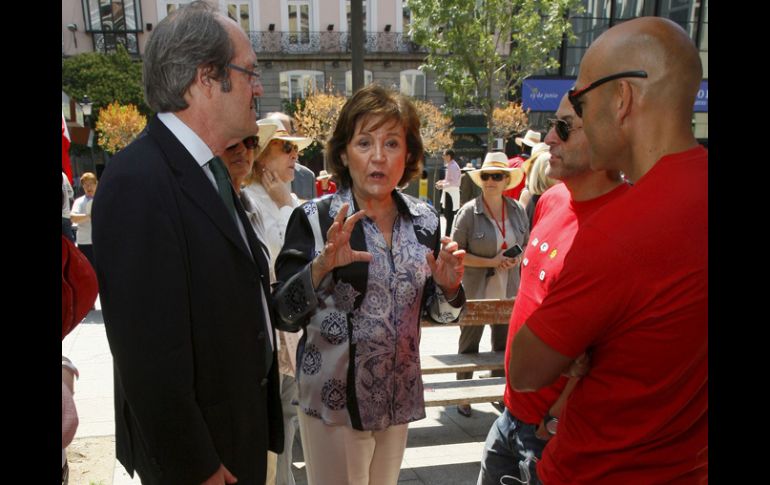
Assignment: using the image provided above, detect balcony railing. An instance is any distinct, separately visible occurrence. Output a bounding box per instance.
[248,31,427,54]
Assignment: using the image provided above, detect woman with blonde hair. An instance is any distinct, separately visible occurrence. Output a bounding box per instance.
[242,118,314,267]
[519,144,558,227]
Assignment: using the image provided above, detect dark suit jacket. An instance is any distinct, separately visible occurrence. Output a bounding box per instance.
[92,116,283,485]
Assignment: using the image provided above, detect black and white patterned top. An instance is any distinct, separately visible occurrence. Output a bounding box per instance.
[273,188,465,431]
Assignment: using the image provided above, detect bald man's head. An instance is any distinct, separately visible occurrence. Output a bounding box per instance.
[573,17,702,178]
[579,17,701,116]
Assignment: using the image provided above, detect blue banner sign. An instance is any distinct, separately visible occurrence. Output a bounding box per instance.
[522,79,574,112]
[522,78,709,113]
[694,80,708,113]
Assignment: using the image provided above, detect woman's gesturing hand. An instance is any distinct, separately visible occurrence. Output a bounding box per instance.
[426,236,466,298]
[311,203,372,288]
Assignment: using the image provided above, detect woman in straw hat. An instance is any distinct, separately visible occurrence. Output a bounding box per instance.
[242,118,314,267]
[450,152,529,417]
[241,117,313,485]
[272,84,466,485]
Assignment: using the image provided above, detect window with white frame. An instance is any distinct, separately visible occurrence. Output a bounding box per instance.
[400,69,425,98]
[280,70,325,101]
[345,0,370,31]
[288,0,311,44]
[226,2,252,32]
[82,0,143,54]
[345,70,373,96]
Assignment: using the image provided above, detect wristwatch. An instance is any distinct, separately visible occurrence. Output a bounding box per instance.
[543,412,558,436]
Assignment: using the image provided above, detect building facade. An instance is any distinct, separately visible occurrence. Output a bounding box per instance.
[62,0,708,161]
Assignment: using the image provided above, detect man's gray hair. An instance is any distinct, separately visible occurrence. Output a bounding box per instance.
[143,1,234,113]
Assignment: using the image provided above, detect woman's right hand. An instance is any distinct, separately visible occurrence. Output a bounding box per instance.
[262,168,294,208]
[311,203,372,288]
[494,250,520,270]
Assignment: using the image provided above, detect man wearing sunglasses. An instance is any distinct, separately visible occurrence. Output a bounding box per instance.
[479,94,629,485]
[92,2,284,485]
[509,17,707,484]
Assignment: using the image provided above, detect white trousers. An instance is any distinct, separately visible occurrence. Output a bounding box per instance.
[297,411,409,485]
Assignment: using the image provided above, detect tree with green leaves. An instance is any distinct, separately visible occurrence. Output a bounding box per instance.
[62,45,149,126]
[407,0,582,148]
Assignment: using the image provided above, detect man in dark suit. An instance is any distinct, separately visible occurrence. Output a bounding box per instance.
[91,3,282,484]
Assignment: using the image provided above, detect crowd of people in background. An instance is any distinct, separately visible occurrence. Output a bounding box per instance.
[62,3,707,484]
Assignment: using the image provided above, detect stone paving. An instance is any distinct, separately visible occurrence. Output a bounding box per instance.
[63,295,502,485]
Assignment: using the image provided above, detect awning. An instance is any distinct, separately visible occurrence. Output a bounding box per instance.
[453,126,488,135]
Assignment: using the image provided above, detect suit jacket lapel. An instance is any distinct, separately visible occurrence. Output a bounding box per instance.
[146,116,253,259]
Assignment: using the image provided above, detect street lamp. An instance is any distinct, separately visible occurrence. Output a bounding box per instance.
[79,95,95,173]
[79,95,93,125]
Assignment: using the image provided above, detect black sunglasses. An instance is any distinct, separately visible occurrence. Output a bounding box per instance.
[480,173,506,182]
[547,118,582,142]
[226,135,259,151]
[568,70,648,117]
[272,140,299,154]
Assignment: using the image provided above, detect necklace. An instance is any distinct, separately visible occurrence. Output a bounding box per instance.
[482,196,507,250]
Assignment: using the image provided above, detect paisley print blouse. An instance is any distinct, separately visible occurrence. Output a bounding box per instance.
[273,188,465,431]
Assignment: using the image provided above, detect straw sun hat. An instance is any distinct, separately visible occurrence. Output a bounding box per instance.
[255,118,314,156]
[468,152,525,190]
[515,129,542,148]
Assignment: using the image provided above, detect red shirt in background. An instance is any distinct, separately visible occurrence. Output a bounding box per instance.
[316,179,337,197]
[503,155,526,200]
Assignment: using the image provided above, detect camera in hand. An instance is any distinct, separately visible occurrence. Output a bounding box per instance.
[503,244,523,258]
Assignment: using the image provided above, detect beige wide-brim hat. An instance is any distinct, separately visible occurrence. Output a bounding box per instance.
[256,118,314,157]
[316,169,332,180]
[461,162,475,172]
[515,129,542,148]
[469,152,525,190]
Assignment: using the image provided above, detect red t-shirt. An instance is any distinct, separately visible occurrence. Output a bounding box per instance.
[504,182,630,425]
[527,146,708,484]
[316,179,337,197]
[503,156,526,200]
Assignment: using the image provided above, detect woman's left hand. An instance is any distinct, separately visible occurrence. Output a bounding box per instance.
[426,236,466,296]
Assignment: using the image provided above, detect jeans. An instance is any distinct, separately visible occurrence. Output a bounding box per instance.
[478,409,546,485]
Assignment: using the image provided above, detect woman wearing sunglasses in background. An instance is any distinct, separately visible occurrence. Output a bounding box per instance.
[450,152,529,417]
[241,117,314,485]
[243,118,314,271]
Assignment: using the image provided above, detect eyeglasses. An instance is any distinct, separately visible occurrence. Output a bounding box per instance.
[480,173,505,182]
[272,140,299,154]
[568,70,648,117]
[226,135,259,151]
[547,118,582,142]
[227,63,262,86]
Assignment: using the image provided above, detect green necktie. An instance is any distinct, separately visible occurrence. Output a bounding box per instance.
[208,156,238,223]
[210,157,274,375]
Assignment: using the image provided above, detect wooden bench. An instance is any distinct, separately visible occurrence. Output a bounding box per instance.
[421,299,514,407]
